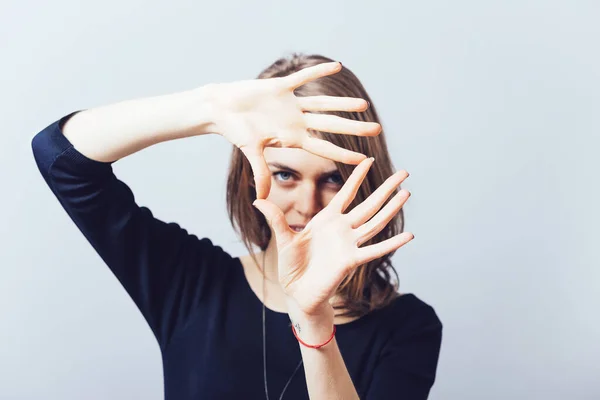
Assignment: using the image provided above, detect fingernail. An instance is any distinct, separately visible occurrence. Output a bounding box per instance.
[339,61,343,68]
[369,157,375,163]
[367,100,370,108]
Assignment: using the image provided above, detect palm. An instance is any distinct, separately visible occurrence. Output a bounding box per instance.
[277,209,357,311]
[253,158,414,316]
[212,80,308,149]
[208,61,381,199]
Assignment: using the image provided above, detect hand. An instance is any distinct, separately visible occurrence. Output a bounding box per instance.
[204,61,382,199]
[252,158,414,316]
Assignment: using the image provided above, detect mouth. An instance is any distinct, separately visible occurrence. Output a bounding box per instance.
[289,225,305,232]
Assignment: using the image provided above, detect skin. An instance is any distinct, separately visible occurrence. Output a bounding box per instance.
[61,60,412,398]
[240,146,411,325]
[240,146,354,322]
[245,150,412,399]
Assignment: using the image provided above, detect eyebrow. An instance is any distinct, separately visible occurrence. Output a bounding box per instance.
[267,162,339,177]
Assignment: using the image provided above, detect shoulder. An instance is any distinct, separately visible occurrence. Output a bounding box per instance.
[376,293,442,341]
[362,294,443,397]
[392,293,441,325]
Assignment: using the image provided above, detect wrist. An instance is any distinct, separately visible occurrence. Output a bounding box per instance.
[286,299,335,346]
[189,83,222,136]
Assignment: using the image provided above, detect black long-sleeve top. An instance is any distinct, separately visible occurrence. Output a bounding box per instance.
[31,111,443,399]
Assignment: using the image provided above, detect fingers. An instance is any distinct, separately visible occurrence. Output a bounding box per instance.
[252,199,294,245]
[297,95,369,113]
[304,113,381,137]
[240,145,271,199]
[283,61,342,90]
[354,232,414,266]
[327,157,375,213]
[354,189,410,246]
[347,170,409,228]
[301,136,367,165]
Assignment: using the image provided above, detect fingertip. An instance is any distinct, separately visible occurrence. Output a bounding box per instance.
[372,123,382,135]
[364,157,375,170]
[351,154,367,165]
[359,99,370,112]
[255,175,271,200]
[358,155,374,165]
[327,61,342,74]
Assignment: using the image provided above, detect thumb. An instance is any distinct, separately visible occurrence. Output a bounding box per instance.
[240,145,271,199]
[253,199,293,244]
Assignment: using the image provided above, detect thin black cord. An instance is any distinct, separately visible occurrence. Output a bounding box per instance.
[261,251,303,400]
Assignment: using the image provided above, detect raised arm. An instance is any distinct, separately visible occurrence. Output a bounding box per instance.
[31,100,227,351]
[31,61,379,351]
[59,86,218,163]
[60,61,380,198]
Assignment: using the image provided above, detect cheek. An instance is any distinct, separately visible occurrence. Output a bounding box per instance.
[265,186,294,210]
[266,183,340,212]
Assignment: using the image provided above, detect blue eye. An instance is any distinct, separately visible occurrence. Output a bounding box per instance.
[273,171,343,186]
[327,174,344,185]
[274,171,293,181]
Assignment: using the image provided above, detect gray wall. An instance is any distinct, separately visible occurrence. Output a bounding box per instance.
[2,0,598,399]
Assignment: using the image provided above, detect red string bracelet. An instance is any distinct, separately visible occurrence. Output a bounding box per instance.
[291,324,337,349]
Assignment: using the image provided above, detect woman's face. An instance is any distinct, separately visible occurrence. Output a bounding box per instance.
[263,147,345,232]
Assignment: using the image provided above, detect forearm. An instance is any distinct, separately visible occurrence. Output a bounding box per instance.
[286,301,361,400]
[61,84,219,162]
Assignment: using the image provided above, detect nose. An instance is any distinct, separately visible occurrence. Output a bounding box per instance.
[294,183,323,219]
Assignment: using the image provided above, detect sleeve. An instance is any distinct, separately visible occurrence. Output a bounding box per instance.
[31,110,228,351]
[365,302,443,400]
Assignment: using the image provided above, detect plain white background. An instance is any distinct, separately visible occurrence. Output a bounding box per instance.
[1,0,598,399]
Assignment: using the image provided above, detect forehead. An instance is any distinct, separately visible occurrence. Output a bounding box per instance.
[264,147,337,173]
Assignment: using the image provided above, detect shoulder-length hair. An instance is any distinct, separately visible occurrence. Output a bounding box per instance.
[226,53,405,319]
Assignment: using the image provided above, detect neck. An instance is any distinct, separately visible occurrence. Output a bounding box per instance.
[251,236,291,314]
[262,236,280,284]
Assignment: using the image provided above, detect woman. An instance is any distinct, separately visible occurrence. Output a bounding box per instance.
[32,53,442,399]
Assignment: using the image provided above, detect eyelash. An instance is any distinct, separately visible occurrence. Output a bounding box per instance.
[273,171,344,186]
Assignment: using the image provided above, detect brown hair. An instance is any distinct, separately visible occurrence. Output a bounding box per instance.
[226,53,404,319]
